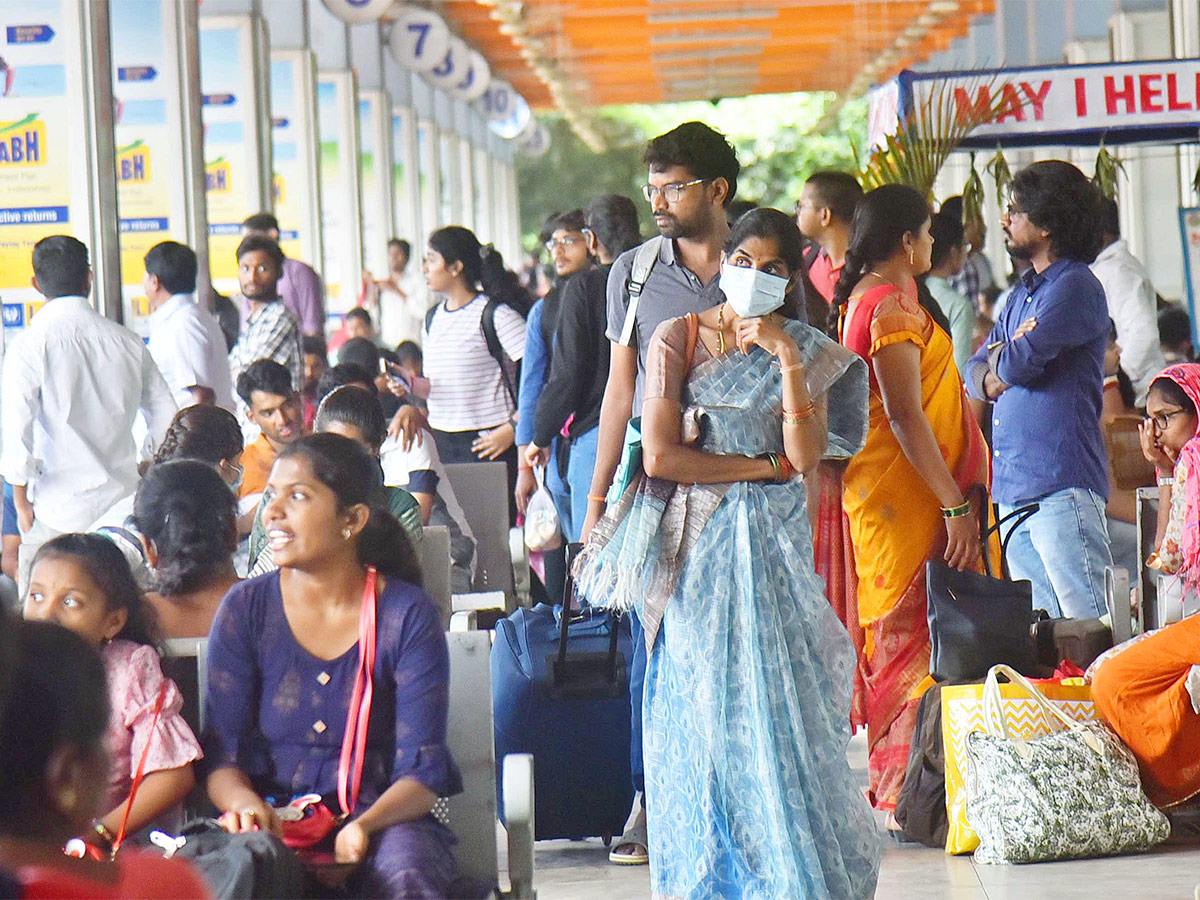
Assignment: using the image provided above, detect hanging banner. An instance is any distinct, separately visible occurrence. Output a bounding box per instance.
[878,59,1200,150]
[111,0,175,337]
[387,6,449,75]
[0,0,75,332]
[200,18,260,292]
[1180,208,1200,349]
[391,107,412,242]
[317,72,363,313]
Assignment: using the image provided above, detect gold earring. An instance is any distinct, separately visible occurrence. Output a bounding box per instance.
[59,787,77,811]
[343,529,352,540]
[908,246,915,267]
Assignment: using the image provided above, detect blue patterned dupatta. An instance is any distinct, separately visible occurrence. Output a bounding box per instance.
[575,318,867,653]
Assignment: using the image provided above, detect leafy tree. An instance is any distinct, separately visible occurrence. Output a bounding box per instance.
[516,94,868,250]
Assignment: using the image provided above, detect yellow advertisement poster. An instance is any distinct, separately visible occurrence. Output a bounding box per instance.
[0,4,72,332]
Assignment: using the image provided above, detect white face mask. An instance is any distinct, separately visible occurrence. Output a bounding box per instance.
[719,263,788,318]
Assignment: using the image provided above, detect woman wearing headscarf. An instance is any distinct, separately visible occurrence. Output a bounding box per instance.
[1092,364,1200,808]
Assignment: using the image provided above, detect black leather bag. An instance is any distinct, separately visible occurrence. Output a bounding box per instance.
[925,501,1043,682]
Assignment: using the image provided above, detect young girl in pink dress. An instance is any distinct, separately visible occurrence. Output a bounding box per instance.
[23,533,201,853]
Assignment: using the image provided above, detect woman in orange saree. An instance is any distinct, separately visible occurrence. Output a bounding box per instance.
[834,188,990,817]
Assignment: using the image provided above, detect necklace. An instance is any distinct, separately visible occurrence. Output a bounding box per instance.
[717,302,727,355]
[867,270,888,281]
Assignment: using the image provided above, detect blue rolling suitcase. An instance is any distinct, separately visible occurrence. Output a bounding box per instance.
[491,544,634,843]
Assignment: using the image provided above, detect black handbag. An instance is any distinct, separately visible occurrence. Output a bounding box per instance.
[925,499,1043,682]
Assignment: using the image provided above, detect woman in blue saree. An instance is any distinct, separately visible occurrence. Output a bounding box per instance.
[576,209,880,900]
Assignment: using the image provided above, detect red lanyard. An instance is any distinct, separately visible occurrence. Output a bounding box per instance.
[111,679,170,857]
[337,566,377,818]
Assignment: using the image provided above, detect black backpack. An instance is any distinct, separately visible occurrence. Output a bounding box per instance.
[425,297,522,407]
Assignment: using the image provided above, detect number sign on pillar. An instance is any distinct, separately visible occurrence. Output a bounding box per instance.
[387,7,449,74]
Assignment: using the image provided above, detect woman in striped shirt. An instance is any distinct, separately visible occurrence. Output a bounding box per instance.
[421,227,530,525]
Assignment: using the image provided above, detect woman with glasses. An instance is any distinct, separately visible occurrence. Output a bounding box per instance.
[1091,363,1200,810]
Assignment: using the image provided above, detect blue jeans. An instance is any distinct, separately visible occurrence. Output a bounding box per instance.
[564,427,599,544]
[1000,487,1112,619]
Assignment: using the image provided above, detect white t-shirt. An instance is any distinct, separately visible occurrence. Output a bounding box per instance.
[380,431,475,545]
[422,294,525,432]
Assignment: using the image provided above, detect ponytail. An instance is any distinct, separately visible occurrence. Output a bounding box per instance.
[478,243,531,317]
[358,508,423,586]
[829,246,867,335]
[429,226,530,317]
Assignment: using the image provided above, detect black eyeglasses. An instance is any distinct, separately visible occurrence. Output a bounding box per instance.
[1147,408,1189,431]
[642,178,708,204]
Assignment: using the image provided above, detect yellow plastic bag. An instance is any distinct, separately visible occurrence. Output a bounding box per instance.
[941,680,1095,854]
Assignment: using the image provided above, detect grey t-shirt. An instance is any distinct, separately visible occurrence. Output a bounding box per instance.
[605,238,724,414]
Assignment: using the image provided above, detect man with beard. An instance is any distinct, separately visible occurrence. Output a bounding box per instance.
[228,235,304,396]
[966,160,1112,619]
[514,210,592,538]
[581,121,739,868]
[234,359,305,501]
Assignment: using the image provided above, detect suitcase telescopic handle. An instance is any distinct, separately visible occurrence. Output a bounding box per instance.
[558,543,621,683]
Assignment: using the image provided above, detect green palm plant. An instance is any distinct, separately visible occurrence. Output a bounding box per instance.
[855,76,1026,201]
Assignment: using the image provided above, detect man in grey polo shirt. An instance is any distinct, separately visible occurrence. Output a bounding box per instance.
[581,120,739,867]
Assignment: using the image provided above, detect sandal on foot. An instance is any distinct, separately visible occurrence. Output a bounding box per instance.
[609,814,649,866]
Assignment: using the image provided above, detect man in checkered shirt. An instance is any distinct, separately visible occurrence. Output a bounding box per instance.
[228,235,304,395]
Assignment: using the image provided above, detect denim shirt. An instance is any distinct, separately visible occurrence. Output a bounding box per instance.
[516,299,550,447]
[965,258,1109,505]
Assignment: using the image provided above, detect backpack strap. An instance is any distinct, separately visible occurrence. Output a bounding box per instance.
[423,302,439,336]
[481,297,519,407]
[619,236,664,348]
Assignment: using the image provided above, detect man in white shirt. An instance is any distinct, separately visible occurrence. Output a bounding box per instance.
[1090,199,1167,405]
[0,236,177,589]
[144,241,235,411]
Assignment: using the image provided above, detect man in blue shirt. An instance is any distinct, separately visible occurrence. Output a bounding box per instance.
[966,160,1111,619]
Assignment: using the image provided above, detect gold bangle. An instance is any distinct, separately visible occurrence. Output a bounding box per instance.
[587,494,607,504]
[782,403,817,423]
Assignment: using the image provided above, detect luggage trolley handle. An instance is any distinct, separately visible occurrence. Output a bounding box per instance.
[551,544,623,698]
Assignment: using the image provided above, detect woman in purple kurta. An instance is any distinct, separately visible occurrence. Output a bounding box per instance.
[202,433,481,899]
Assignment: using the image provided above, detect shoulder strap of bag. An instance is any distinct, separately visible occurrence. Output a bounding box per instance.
[982,664,1104,753]
[481,297,519,408]
[423,303,438,335]
[684,312,700,368]
[337,566,378,818]
[619,236,664,348]
[111,680,170,857]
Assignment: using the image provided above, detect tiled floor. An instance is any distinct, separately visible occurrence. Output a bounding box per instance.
[513,733,1200,900]
[530,839,1200,900]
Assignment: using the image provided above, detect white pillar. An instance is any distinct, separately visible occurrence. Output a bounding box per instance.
[385,54,421,249]
[1111,9,1183,301]
[264,0,324,278]
[1173,0,1200,207]
[310,0,363,316]
[198,10,272,293]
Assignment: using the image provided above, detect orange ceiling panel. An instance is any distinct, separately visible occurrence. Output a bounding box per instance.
[439,0,993,109]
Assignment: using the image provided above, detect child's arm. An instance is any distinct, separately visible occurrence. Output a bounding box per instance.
[99,763,196,839]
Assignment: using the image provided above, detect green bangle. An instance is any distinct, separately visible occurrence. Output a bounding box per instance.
[761,452,781,482]
[941,501,973,519]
